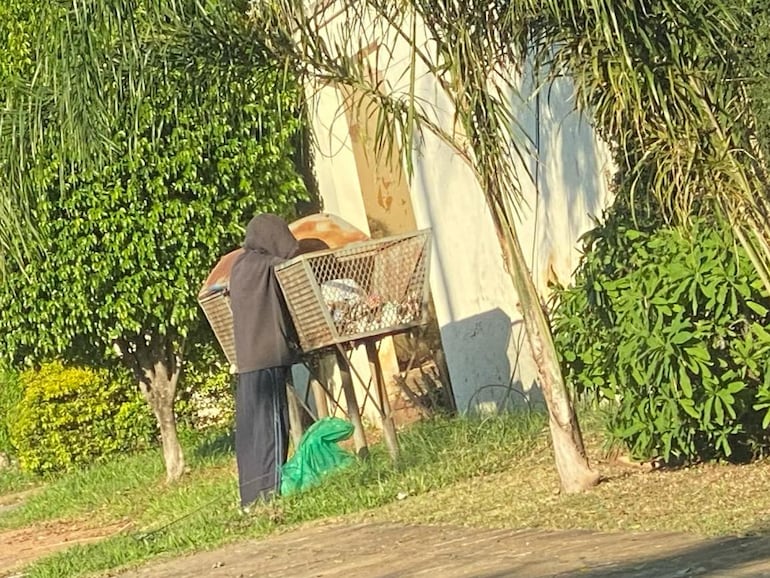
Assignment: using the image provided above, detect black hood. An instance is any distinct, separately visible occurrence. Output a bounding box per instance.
[243,214,298,259]
[230,213,299,373]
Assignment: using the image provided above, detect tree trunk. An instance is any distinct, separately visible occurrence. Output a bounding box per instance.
[147,373,185,483]
[495,203,600,493]
[117,337,186,483]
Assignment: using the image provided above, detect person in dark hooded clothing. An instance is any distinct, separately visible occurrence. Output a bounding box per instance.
[229,213,299,507]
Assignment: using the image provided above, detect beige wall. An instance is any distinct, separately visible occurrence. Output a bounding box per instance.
[300,5,615,414]
[340,80,417,237]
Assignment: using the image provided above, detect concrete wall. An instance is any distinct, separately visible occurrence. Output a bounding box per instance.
[303,4,615,414]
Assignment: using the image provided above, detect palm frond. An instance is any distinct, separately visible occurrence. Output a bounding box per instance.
[0,0,282,273]
[513,0,770,292]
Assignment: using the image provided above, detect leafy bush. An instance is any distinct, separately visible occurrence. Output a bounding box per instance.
[0,367,23,458]
[553,208,770,463]
[10,362,154,474]
[176,343,235,432]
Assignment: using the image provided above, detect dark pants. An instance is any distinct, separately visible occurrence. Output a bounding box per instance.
[235,367,289,507]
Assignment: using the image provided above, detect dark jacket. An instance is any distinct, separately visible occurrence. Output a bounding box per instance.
[230,214,299,373]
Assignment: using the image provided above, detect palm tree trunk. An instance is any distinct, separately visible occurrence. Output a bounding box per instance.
[494,203,600,493]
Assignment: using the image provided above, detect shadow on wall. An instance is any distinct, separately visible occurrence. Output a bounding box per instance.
[441,308,545,415]
[502,60,610,288]
[294,118,323,216]
[535,75,609,288]
[559,87,607,231]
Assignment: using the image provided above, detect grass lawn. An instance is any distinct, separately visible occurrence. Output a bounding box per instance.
[4,409,770,577]
[0,467,38,500]
[1,412,545,577]
[365,427,770,537]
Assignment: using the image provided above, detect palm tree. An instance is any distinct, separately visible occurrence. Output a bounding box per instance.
[1,0,766,491]
[524,0,770,285]
[0,0,267,270]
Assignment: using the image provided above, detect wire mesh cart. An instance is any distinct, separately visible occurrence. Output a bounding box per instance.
[275,229,432,460]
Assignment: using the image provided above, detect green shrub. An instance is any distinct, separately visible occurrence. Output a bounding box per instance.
[553,209,770,464]
[176,361,234,432]
[173,340,235,433]
[0,367,23,458]
[10,362,154,474]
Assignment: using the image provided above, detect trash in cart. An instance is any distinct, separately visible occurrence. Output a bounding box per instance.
[274,229,432,352]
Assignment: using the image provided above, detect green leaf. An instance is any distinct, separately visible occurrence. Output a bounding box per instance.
[684,345,710,362]
[746,301,769,316]
[714,396,725,426]
[670,331,693,345]
[726,381,746,394]
[678,366,693,398]
[680,398,700,419]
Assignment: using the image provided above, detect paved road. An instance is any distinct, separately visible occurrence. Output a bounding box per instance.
[119,522,770,577]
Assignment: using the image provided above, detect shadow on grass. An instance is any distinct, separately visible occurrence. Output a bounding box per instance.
[191,429,235,461]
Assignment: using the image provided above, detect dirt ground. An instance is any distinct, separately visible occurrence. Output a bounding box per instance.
[115,521,770,578]
[0,499,130,578]
[5,518,770,578]
[0,521,128,577]
[3,495,770,577]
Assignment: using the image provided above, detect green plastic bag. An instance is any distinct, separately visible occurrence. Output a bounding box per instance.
[280,417,355,495]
